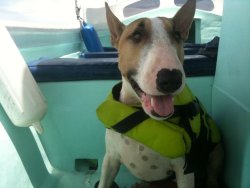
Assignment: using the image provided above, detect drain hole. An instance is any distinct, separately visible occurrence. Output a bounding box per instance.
[75,159,98,172]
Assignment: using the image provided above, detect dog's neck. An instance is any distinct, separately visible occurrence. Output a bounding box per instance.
[119,77,140,106]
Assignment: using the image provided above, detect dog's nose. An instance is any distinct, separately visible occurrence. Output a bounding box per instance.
[156,68,182,93]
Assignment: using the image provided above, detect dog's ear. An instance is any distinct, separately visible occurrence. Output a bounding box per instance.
[172,0,196,41]
[105,2,125,48]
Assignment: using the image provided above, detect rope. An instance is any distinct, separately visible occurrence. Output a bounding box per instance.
[75,0,83,21]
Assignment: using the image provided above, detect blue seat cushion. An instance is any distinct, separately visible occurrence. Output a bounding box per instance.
[28,54,216,82]
[28,57,120,82]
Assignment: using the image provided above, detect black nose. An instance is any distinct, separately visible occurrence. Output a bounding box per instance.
[156,68,183,93]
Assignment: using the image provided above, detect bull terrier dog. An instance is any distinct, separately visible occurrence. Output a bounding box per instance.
[96,0,223,187]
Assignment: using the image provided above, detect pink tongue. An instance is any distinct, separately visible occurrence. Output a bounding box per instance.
[151,95,174,117]
[142,94,174,117]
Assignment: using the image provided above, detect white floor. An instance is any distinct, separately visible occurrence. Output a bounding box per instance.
[0,124,33,188]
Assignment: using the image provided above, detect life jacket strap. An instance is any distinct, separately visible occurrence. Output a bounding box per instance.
[111,100,200,134]
[112,108,149,133]
[181,98,210,176]
[174,100,200,120]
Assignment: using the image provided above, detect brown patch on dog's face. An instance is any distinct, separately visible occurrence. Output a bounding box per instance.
[117,17,185,81]
[117,18,152,78]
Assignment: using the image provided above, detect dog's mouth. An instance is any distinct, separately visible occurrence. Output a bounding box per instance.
[128,77,174,119]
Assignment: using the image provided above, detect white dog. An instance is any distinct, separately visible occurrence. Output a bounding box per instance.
[96,0,223,187]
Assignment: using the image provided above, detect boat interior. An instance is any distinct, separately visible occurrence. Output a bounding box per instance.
[0,0,250,187]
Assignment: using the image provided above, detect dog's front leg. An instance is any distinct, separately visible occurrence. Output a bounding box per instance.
[98,153,120,188]
[176,172,194,188]
[172,158,195,188]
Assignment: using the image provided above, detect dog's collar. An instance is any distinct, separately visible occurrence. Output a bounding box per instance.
[111,82,124,101]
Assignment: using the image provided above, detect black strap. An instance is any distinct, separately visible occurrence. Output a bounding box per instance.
[179,99,210,178]
[173,100,200,147]
[112,100,200,135]
[178,109,197,175]
[112,82,123,101]
[174,100,200,119]
[112,109,149,133]
[111,82,150,133]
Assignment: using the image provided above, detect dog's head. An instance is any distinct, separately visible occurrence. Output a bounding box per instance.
[105,0,196,120]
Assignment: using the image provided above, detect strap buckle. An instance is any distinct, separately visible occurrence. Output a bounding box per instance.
[187,100,200,118]
[173,100,200,119]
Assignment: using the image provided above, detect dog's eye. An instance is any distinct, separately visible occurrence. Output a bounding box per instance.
[131,30,143,43]
[173,31,181,41]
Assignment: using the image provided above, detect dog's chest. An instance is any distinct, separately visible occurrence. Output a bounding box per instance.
[106,129,175,181]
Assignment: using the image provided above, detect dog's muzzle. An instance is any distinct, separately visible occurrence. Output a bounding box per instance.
[127,68,184,119]
[127,75,174,119]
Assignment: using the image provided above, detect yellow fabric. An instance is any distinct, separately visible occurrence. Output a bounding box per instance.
[96,84,220,158]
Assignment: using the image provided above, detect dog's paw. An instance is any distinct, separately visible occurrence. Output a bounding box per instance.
[94,181,119,188]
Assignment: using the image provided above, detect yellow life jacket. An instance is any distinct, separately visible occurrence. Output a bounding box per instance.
[96,82,220,173]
